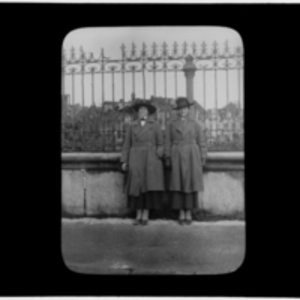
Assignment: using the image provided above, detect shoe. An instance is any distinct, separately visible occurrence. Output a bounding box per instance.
[185,220,192,225]
[178,219,185,225]
[133,219,141,225]
[142,220,149,225]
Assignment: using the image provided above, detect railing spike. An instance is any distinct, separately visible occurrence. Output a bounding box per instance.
[141,42,147,57]
[162,41,168,57]
[131,42,136,57]
[70,45,76,61]
[182,41,188,56]
[152,42,158,57]
[192,41,197,56]
[223,40,230,56]
[79,45,85,61]
[101,48,105,60]
[172,41,178,57]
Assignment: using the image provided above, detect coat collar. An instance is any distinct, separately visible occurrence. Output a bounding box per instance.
[132,117,155,126]
[132,117,155,139]
[172,116,193,134]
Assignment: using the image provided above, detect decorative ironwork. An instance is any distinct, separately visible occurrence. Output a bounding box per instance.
[70,46,76,62]
[182,41,188,57]
[63,41,244,77]
[223,40,230,57]
[132,43,137,58]
[192,42,197,57]
[200,41,207,58]
[62,41,244,152]
[172,41,179,58]
[152,42,158,57]
[121,43,126,59]
[162,41,168,58]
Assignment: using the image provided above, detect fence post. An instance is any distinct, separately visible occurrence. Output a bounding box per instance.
[183,54,197,118]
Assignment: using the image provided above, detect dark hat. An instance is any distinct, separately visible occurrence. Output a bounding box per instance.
[131,100,157,115]
[173,97,194,110]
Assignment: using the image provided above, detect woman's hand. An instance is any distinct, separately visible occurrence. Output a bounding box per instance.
[165,158,171,169]
[122,163,128,171]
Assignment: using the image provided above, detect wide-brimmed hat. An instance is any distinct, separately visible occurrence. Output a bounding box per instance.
[173,97,194,110]
[131,100,157,115]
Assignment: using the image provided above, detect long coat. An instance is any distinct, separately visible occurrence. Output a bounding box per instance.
[121,117,165,197]
[164,116,207,193]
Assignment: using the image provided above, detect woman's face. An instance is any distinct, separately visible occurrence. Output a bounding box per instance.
[178,107,189,118]
[138,106,149,119]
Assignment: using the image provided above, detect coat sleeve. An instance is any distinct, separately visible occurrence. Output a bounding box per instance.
[120,124,132,164]
[155,122,164,158]
[196,121,207,162]
[164,121,171,159]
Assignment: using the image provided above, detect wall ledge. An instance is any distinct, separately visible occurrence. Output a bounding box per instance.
[61,152,244,171]
[62,152,120,161]
[61,152,244,161]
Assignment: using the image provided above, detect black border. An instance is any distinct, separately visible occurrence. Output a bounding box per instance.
[1,2,299,297]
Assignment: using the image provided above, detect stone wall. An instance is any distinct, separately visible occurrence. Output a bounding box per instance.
[62,153,244,218]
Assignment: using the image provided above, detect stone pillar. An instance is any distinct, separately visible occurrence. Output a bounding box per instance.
[183,54,197,118]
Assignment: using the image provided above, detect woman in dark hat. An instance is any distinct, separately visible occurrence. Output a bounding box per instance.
[164,97,207,225]
[121,100,165,225]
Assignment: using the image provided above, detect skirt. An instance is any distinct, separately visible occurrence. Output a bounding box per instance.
[170,191,199,210]
[128,191,165,210]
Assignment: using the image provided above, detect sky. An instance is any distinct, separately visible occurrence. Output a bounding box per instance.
[62,26,244,110]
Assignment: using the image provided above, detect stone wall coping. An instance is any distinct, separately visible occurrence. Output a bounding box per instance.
[61,152,244,162]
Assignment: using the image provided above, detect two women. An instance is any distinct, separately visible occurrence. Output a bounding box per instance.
[121,97,207,225]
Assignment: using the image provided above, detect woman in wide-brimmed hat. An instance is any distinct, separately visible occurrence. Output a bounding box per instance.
[121,100,165,225]
[164,97,207,225]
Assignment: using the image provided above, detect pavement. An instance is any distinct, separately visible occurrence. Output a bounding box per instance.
[61,218,245,275]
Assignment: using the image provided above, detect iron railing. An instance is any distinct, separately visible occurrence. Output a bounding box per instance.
[62,41,244,152]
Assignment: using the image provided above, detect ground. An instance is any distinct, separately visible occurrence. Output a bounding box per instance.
[61,218,245,275]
